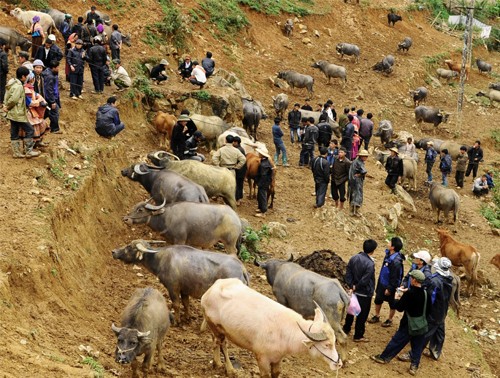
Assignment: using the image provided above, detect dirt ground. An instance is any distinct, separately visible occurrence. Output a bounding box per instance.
[0,0,499,377]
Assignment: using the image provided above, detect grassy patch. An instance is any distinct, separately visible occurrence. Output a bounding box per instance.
[143,0,189,49]
[29,0,48,9]
[480,171,499,229]
[239,224,270,261]
[192,90,211,101]
[81,357,104,378]
[238,0,313,16]
[491,130,500,150]
[199,0,250,36]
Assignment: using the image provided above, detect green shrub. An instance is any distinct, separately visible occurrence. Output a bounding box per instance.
[238,0,312,16]
[480,170,499,229]
[29,0,48,9]
[200,0,249,35]
[81,357,104,378]
[239,225,270,261]
[143,0,188,49]
[192,90,211,101]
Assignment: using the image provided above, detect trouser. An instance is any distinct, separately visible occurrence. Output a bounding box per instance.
[274,141,287,164]
[385,174,399,190]
[426,322,445,360]
[111,47,120,60]
[299,145,314,166]
[114,79,129,89]
[48,104,60,133]
[343,294,372,340]
[257,186,268,213]
[315,181,328,207]
[441,172,449,187]
[426,161,434,182]
[379,322,426,367]
[235,167,246,201]
[90,65,105,92]
[290,127,299,143]
[95,123,125,137]
[189,78,205,86]
[205,71,213,78]
[341,140,352,160]
[455,170,465,188]
[362,135,371,150]
[69,72,83,96]
[10,120,34,140]
[0,73,6,103]
[331,180,347,202]
[473,188,488,197]
[466,162,479,178]
[154,74,168,83]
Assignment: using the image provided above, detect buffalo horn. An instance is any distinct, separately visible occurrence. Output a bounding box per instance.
[313,301,329,324]
[144,198,166,211]
[145,164,165,170]
[137,330,151,338]
[287,254,294,262]
[297,322,328,342]
[253,258,262,267]
[111,323,122,334]
[136,242,158,254]
[145,240,167,244]
[133,164,148,175]
[151,150,180,161]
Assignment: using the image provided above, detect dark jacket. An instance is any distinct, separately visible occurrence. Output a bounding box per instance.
[359,118,374,138]
[467,146,483,164]
[86,12,103,26]
[170,122,186,158]
[0,50,8,76]
[396,286,432,327]
[87,44,107,67]
[41,68,60,107]
[401,264,433,290]
[71,23,84,39]
[427,273,453,324]
[35,44,63,67]
[331,157,351,185]
[439,154,452,174]
[311,156,330,184]
[385,155,404,176]
[377,250,404,293]
[341,123,354,150]
[425,147,438,163]
[287,109,302,128]
[67,47,86,74]
[183,135,199,158]
[303,125,318,146]
[178,61,193,78]
[256,158,273,188]
[95,104,121,132]
[345,252,375,297]
[272,123,284,144]
[151,64,167,79]
[201,57,215,74]
[317,122,333,146]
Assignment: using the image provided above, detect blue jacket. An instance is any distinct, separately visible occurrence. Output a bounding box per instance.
[41,68,60,107]
[377,250,404,293]
[67,47,86,74]
[425,147,437,163]
[486,173,495,188]
[272,123,284,144]
[95,104,121,133]
[439,154,452,173]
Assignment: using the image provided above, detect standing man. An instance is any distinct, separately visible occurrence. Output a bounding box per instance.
[201,51,215,78]
[424,141,438,183]
[232,136,247,206]
[212,134,246,169]
[287,103,302,145]
[348,149,369,216]
[455,146,468,188]
[359,113,374,150]
[34,35,63,69]
[341,115,355,159]
[110,24,122,60]
[272,117,289,166]
[371,270,431,376]
[385,147,404,194]
[439,149,452,187]
[0,39,8,104]
[400,250,432,290]
[466,140,483,179]
[338,107,350,133]
[301,98,313,111]
[331,147,351,210]
[311,147,330,208]
[67,39,86,100]
[61,14,72,42]
[255,148,274,218]
[42,60,62,134]
[18,51,33,71]
[87,36,107,94]
[369,237,405,327]
[95,96,125,138]
[3,67,40,158]
[86,6,103,26]
[317,113,333,148]
[299,117,318,167]
[343,239,377,342]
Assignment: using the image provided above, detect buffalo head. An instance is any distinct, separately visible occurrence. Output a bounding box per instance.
[112,323,151,364]
[112,239,165,262]
[121,163,150,179]
[123,199,166,225]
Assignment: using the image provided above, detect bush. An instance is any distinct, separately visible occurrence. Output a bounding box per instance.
[238,0,313,16]
[143,0,188,49]
[480,170,499,229]
[200,0,249,35]
[239,225,270,261]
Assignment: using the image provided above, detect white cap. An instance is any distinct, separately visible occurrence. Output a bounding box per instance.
[413,250,432,265]
[48,34,56,42]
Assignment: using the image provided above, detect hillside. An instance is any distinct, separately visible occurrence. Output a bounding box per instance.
[0,0,498,377]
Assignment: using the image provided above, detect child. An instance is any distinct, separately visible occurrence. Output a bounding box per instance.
[327,139,339,166]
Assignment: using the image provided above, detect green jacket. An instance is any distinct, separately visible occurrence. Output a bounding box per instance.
[4,78,28,122]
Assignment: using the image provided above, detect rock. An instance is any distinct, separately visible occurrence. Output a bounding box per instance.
[41,197,52,203]
[314,30,320,37]
[298,24,307,30]
[428,76,442,88]
[294,17,300,23]
[273,78,290,90]
[325,28,333,37]
[267,222,288,239]
[395,185,417,212]
[20,339,27,345]
[492,228,500,236]
[300,30,308,34]
[302,38,311,44]
[74,164,82,170]
[29,189,40,195]
[136,273,144,277]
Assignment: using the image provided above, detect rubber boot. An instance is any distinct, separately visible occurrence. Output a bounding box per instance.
[283,157,290,167]
[11,140,25,158]
[24,138,41,158]
[274,154,280,166]
[349,204,355,216]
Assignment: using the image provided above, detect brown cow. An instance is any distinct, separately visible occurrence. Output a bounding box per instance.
[152,112,176,149]
[490,254,500,270]
[444,60,470,81]
[436,229,480,296]
[245,152,275,208]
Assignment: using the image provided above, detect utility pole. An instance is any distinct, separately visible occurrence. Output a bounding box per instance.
[456,0,476,133]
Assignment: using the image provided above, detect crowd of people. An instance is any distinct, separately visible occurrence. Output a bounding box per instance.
[344,237,455,376]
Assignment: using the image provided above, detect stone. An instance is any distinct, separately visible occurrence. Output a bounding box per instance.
[299,30,308,34]
[314,30,320,37]
[268,222,288,239]
[273,78,290,90]
[298,23,307,30]
[302,37,311,44]
[492,228,500,236]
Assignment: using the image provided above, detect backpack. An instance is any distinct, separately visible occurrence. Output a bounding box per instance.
[379,251,403,288]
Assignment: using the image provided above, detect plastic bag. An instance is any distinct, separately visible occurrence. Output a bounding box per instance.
[347,293,361,317]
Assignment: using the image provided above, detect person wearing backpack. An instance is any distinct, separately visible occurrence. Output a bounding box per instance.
[369,237,404,327]
[317,112,333,148]
[424,141,438,183]
[371,270,432,376]
[439,149,452,187]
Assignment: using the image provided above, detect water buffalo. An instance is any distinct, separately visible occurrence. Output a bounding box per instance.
[415,138,444,151]
[336,43,360,63]
[201,278,342,377]
[311,60,347,87]
[476,59,492,74]
[397,37,412,52]
[277,70,314,97]
[476,89,500,104]
[415,106,449,127]
[112,240,249,324]
[429,182,459,224]
[439,141,464,160]
[402,158,417,191]
[284,19,293,37]
[121,163,209,204]
[0,26,31,60]
[46,9,72,31]
[374,120,393,145]
[112,288,170,378]
[410,87,428,107]
[123,200,242,254]
[255,257,349,348]
[103,24,131,47]
[148,151,237,209]
[242,98,267,140]
[272,93,289,119]
[190,113,232,150]
[373,55,395,74]
[489,83,500,91]
[388,13,402,26]
[10,8,57,34]
[300,109,341,137]
[436,68,458,81]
